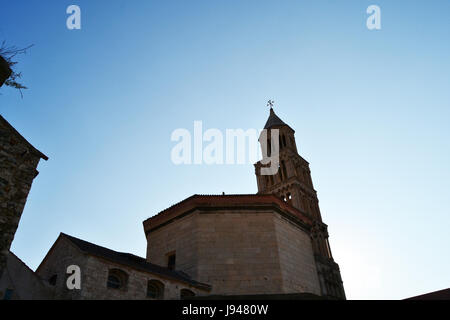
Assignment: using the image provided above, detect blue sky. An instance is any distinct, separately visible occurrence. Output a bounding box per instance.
[1,0,449,299]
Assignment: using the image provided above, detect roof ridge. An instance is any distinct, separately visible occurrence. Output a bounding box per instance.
[0,115,48,160]
[61,233,145,260]
[59,233,210,289]
[144,194,280,222]
[143,194,313,235]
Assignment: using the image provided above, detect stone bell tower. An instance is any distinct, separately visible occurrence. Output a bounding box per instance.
[254,103,346,299]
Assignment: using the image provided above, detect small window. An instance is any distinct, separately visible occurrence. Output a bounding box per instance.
[180,289,195,299]
[49,274,57,286]
[107,275,121,289]
[147,280,164,299]
[281,161,287,179]
[167,253,176,271]
[287,193,292,203]
[107,269,128,290]
[278,165,283,181]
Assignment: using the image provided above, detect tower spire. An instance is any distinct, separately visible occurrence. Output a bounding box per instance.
[263,101,288,130]
[254,105,346,299]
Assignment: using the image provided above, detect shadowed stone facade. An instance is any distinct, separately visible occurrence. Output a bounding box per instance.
[0,115,47,280]
[35,233,211,300]
[144,195,322,296]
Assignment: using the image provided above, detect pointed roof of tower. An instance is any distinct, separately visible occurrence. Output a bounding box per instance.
[264,108,287,129]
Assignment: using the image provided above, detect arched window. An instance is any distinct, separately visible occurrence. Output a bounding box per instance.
[281,161,287,179]
[49,274,57,286]
[167,253,176,271]
[147,280,164,299]
[107,269,128,290]
[107,274,121,289]
[282,135,287,148]
[296,166,302,180]
[180,289,196,299]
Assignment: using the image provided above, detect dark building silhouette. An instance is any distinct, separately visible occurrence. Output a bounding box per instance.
[0,116,47,280]
[2,106,346,300]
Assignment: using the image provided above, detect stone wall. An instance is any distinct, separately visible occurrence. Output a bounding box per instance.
[146,208,320,296]
[195,210,283,295]
[273,213,321,295]
[146,212,199,278]
[80,256,205,300]
[37,237,206,300]
[0,116,47,279]
[36,237,87,299]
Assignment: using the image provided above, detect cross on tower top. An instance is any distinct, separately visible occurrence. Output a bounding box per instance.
[267,100,274,109]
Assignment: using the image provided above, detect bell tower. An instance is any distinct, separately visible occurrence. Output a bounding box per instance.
[254,102,346,299]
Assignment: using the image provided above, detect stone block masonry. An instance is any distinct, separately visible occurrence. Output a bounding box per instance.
[0,115,47,279]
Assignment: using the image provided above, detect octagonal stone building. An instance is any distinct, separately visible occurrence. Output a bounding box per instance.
[144,108,345,299]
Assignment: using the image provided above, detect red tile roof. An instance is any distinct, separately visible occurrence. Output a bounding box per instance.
[143,194,312,234]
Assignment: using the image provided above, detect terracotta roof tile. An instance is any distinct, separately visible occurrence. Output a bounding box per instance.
[143,194,312,233]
